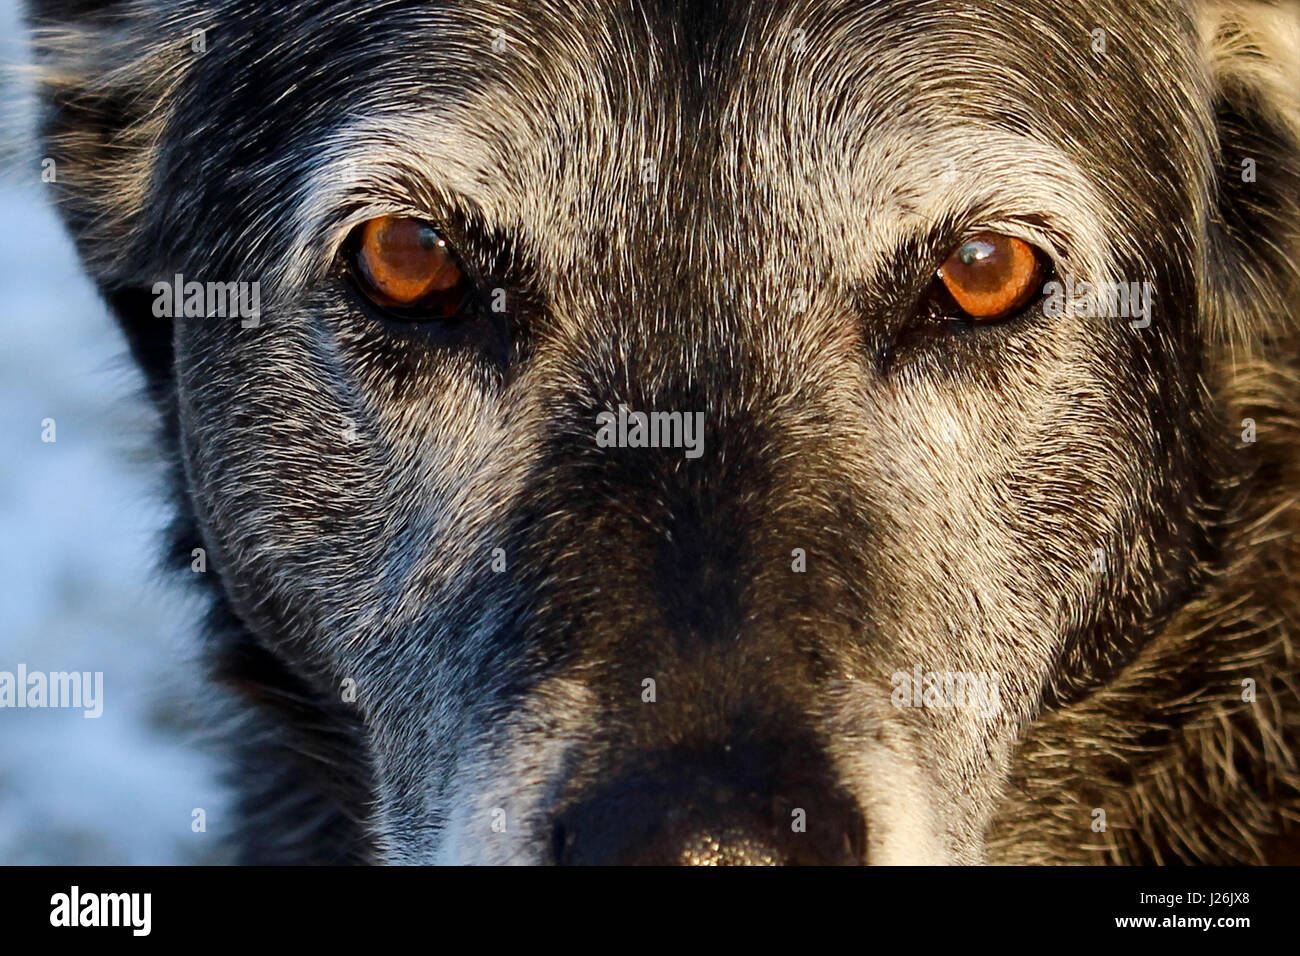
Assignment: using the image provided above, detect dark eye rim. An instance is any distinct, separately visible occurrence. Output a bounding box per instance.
[339,215,486,322]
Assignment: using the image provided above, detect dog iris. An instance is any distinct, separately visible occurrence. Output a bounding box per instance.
[350,216,471,316]
[936,232,1043,320]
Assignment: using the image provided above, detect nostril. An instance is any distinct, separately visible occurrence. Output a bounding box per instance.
[551,820,570,864]
[845,812,867,862]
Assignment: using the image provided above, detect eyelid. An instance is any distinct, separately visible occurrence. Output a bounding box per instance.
[963,220,1068,271]
[924,223,1065,300]
[327,205,440,262]
[307,172,476,278]
[880,214,1068,310]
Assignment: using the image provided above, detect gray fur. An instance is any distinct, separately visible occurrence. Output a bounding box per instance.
[26,0,1300,863]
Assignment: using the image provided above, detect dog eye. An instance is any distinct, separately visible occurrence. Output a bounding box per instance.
[346,216,473,317]
[934,233,1046,321]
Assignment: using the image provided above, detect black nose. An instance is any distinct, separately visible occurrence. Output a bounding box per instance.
[552,744,866,865]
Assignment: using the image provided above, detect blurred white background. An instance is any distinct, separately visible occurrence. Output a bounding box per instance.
[0,0,229,863]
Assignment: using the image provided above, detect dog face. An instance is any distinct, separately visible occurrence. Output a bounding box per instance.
[31,0,1300,862]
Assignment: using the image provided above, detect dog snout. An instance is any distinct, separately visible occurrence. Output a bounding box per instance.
[551,744,866,865]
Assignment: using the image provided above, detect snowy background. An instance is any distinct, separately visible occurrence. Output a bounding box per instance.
[0,1,229,864]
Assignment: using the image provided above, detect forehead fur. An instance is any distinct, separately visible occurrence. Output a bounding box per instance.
[35,0,1218,291]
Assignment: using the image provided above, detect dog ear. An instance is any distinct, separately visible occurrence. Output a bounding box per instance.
[27,1,204,399]
[1198,0,1300,350]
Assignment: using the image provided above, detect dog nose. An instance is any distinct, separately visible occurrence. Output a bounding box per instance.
[552,748,866,865]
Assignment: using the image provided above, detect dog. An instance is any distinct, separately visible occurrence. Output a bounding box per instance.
[27,0,1300,864]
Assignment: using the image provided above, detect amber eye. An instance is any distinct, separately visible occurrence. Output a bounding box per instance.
[935,233,1046,321]
[348,216,472,317]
